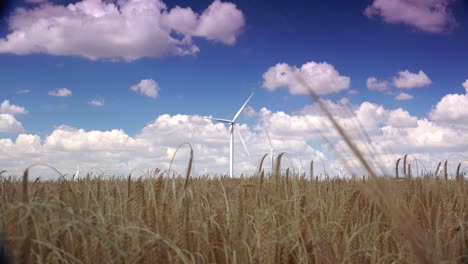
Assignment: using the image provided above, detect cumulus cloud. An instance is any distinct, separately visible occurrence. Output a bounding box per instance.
[0,112,326,176]
[367,70,431,93]
[429,83,468,128]
[193,0,245,44]
[386,108,418,127]
[264,99,467,176]
[0,114,24,133]
[364,0,457,33]
[392,70,431,89]
[0,0,245,61]
[1,88,468,177]
[49,88,72,97]
[366,77,388,91]
[0,100,28,115]
[262,61,351,95]
[0,120,186,174]
[88,99,104,107]
[261,99,466,161]
[395,92,414,101]
[130,79,159,98]
[44,125,136,152]
[463,79,468,92]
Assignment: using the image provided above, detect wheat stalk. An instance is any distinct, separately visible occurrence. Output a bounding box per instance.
[295,74,438,264]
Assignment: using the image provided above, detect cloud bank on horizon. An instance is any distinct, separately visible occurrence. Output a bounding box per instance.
[0,0,467,177]
[1,78,468,177]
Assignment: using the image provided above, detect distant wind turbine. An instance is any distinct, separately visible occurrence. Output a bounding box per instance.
[73,164,80,179]
[206,92,254,177]
[298,154,306,176]
[264,128,277,172]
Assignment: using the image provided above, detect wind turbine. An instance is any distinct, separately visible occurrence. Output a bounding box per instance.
[73,164,80,179]
[206,92,254,177]
[336,167,344,178]
[298,154,306,176]
[264,128,277,173]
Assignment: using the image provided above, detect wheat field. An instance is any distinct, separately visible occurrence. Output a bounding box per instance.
[0,169,467,264]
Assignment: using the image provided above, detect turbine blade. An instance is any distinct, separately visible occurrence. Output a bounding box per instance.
[232,92,254,122]
[236,124,251,157]
[264,127,274,148]
[206,117,232,123]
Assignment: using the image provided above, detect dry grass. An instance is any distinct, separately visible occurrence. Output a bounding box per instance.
[0,172,467,264]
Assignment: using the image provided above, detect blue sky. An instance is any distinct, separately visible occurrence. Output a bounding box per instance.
[1,0,468,177]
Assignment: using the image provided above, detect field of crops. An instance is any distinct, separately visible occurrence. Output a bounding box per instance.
[0,170,467,264]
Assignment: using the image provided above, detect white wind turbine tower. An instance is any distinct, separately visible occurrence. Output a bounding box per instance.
[298,154,306,176]
[73,164,80,179]
[206,92,254,177]
[264,128,277,173]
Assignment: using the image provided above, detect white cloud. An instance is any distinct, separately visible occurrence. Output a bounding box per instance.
[258,100,413,147]
[429,84,468,128]
[392,70,431,89]
[0,114,24,133]
[386,108,418,127]
[161,0,244,45]
[395,92,414,101]
[463,79,468,92]
[261,100,468,176]
[45,125,136,152]
[12,134,41,153]
[0,0,245,61]
[366,77,388,91]
[262,61,351,95]
[88,99,104,107]
[364,0,457,33]
[49,88,72,97]
[161,6,198,35]
[0,100,28,115]
[193,0,245,45]
[1,89,468,177]
[130,79,160,98]
[0,112,325,176]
